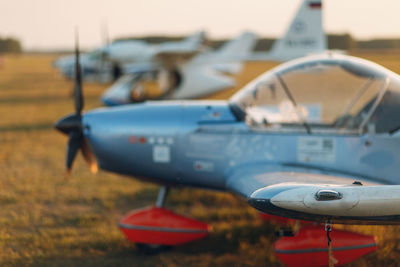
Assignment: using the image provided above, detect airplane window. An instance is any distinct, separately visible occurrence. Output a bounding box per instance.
[229,55,400,134]
[364,81,400,133]
[277,63,376,124]
[333,78,387,132]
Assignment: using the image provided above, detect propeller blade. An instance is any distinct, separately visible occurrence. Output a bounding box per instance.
[65,131,83,179]
[81,138,98,174]
[56,29,98,179]
[74,28,84,114]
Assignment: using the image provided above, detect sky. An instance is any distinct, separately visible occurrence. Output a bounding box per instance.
[1,0,400,50]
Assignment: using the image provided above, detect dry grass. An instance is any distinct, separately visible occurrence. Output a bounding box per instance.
[1,52,400,266]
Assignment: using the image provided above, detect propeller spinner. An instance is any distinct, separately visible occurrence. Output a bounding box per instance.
[55,30,98,179]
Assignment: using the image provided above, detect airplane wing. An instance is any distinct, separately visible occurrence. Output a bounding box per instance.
[226,165,400,224]
[155,49,200,68]
[101,74,140,106]
[190,31,257,75]
[169,62,235,99]
[154,30,206,59]
[101,64,160,106]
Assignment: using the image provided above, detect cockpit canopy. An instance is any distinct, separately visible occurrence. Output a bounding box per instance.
[230,54,400,134]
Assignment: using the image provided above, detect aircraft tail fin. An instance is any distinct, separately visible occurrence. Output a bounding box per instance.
[215,31,257,60]
[181,30,206,49]
[156,30,206,55]
[263,0,326,61]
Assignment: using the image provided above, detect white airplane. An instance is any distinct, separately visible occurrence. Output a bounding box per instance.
[53,30,206,83]
[101,31,257,105]
[248,0,326,61]
[54,30,257,104]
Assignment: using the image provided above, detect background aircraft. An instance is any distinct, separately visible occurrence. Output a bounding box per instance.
[101,31,257,105]
[53,30,206,83]
[248,0,326,61]
[56,40,400,265]
[54,0,326,106]
[54,30,257,104]
[101,0,327,105]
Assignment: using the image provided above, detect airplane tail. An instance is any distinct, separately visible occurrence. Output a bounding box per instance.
[252,0,326,61]
[180,30,206,49]
[158,30,206,53]
[198,31,257,74]
[214,31,257,60]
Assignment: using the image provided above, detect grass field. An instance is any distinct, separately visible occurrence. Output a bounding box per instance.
[2,52,400,266]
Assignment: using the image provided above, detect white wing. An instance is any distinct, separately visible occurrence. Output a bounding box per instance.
[226,165,400,224]
[169,62,235,99]
[101,74,140,106]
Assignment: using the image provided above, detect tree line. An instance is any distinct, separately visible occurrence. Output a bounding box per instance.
[0,37,22,53]
[117,34,400,51]
[2,34,400,53]
[217,34,400,51]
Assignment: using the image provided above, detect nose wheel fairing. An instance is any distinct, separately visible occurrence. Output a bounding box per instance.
[119,206,211,246]
[259,213,377,266]
[119,186,211,247]
[275,225,376,267]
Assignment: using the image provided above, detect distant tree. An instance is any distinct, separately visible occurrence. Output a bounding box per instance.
[0,37,22,53]
[114,33,400,52]
[114,36,183,44]
[327,33,356,50]
[254,38,276,52]
[357,39,400,50]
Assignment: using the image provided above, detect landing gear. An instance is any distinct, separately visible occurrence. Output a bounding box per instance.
[119,186,210,252]
[136,186,170,254]
[112,63,122,81]
[258,214,376,266]
[273,222,376,267]
[155,186,169,208]
[158,68,182,98]
[324,221,338,267]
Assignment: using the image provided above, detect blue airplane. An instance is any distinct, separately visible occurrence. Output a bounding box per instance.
[55,39,400,265]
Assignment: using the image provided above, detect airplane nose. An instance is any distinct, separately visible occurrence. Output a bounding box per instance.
[55,113,82,135]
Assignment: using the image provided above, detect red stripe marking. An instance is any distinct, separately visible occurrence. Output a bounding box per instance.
[309,2,322,9]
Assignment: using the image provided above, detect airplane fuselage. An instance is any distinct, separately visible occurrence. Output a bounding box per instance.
[83,101,400,190]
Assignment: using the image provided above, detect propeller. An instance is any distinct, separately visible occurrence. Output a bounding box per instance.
[55,29,98,179]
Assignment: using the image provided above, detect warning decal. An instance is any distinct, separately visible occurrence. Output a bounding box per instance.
[297,137,335,163]
[153,146,171,163]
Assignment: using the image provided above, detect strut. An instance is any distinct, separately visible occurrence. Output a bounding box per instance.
[156,186,169,207]
[325,221,338,267]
